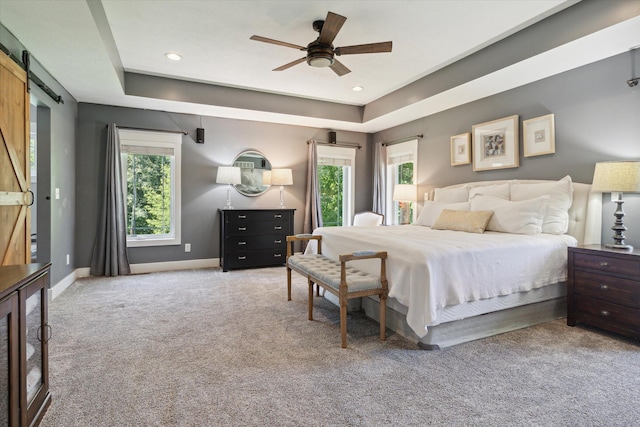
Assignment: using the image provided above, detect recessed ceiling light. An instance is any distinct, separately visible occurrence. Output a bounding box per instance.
[165,53,182,61]
[352,86,364,92]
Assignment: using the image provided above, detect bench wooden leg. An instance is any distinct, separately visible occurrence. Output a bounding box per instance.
[308,278,314,321]
[379,295,387,342]
[340,299,348,348]
[287,267,292,301]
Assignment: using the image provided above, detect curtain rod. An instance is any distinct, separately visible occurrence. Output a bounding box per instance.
[308,140,362,149]
[113,125,188,135]
[381,134,423,147]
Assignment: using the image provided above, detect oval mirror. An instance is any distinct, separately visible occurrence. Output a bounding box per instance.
[233,150,271,197]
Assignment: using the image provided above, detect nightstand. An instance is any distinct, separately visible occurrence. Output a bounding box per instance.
[567,245,640,340]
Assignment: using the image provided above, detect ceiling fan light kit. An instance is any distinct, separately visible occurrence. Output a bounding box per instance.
[251,11,392,76]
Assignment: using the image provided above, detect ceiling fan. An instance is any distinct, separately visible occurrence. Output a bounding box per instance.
[250,11,392,76]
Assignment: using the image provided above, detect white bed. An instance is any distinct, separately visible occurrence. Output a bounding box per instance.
[309,178,602,349]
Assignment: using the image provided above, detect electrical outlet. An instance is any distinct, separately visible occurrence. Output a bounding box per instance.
[55,188,60,199]
[185,243,191,252]
[66,254,70,265]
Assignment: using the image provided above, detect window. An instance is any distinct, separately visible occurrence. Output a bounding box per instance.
[119,130,182,247]
[317,145,356,227]
[385,139,418,225]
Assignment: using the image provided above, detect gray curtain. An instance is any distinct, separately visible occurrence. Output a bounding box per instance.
[303,140,323,234]
[90,123,131,276]
[373,142,386,219]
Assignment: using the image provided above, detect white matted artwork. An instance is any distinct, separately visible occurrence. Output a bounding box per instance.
[450,132,471,166]
[523,114,555,157]
[472,115,519,171]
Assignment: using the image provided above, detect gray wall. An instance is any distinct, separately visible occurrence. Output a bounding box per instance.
[76,104,372,267]
[373,52,640,248]
[1,24,78,285]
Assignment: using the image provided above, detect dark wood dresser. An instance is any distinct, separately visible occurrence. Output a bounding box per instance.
[219,209,295,271]
[567,245,639,340]
[0,263,52,426]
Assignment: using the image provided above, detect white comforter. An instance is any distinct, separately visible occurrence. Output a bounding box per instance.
[309,225,577,337]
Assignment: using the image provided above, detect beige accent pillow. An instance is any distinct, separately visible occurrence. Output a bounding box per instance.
[432,209,494,234]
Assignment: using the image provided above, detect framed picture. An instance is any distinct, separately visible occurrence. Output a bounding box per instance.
[450,133,471,166]
[523,114,555,157]
[472,115,519,171]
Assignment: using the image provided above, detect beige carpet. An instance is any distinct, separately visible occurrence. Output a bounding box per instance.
[41,266,639,426]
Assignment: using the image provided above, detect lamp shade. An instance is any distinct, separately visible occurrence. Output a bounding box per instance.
[216,166,241,185]
[592,161,640,193]
[393,184,417,202]
[262,170,272,186]
[271,168,293,186]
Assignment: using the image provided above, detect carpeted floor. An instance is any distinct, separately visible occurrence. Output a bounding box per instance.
[40,266,638,426]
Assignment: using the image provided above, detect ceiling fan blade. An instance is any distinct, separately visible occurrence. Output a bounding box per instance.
[330,59,351,77]
[335,41,393,56]
[250,35,306,50]
[273,57,307,71]
[318,12,346,46]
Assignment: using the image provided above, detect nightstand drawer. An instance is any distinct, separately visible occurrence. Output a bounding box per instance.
[573,253,640,276]
[574,295,640,332]
[573,270,640,308]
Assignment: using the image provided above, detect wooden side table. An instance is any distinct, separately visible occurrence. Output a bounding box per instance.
[567,245,640,340]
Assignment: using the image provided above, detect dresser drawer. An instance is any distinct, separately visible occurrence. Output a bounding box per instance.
[573,253,640,277]
[225,220,290,236]
[224,249,287,269]
[226,234,286,250]
[573,270,640,308]
[225,210,290,223]
[574,295,640,333]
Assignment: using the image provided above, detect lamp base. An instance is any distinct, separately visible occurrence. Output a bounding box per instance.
[604,243,634,251]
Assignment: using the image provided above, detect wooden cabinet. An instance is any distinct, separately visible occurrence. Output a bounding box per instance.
[220,209,295,272]
[567,245,639,340]
[0,263,51,426]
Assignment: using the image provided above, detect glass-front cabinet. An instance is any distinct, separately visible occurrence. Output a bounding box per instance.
[0,263,51,427]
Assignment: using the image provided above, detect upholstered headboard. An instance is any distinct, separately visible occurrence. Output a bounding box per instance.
[424,179,601,246]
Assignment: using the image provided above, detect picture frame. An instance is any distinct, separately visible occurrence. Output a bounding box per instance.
[450,132,471,166]
[472,115,519,171]
[523,114,555,157]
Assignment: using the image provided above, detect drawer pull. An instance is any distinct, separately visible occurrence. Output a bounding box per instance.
[274,253,282,258]
[600,310,610,317]
[238,227,247,231]
[274,240,282,244]
[274,226,282,230]
[599,261,610,267]
[238,215,247,219]
[599,284,608,291]
[274,214,282,218]
[238,256,247,260]
[238,241,247,245]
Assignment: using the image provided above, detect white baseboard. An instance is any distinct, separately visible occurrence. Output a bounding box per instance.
[50,258,220,300]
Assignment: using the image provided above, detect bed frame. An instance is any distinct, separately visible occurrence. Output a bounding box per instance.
[358,179,602,349]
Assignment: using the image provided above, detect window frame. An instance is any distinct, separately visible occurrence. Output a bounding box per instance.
[118,129,182,247]
[385,139,418,225]
[317,145,356,227]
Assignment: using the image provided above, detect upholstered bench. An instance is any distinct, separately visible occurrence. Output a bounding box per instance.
[286,234,388,348]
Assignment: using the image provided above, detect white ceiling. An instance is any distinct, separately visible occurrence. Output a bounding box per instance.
[1,0,638,133]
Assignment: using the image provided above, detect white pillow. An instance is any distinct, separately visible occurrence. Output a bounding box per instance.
[468,182,511,200]
[470,194,548,235]
[510,175,573,235]
[415,201,470,227]
[433,186,469,203]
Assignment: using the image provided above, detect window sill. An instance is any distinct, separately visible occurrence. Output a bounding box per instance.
[127,237,180,248]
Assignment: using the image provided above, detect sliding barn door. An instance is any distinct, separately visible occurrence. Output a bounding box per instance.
[0,51,31,265]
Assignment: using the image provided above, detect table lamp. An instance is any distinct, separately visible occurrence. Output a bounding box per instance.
[271,168,293,208]
[216,166,241,209]
[393,184,417,225]
[592,160,640,250]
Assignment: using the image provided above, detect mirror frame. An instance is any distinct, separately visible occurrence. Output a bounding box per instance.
[232,150,271,197]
